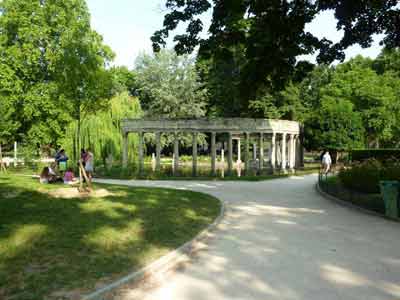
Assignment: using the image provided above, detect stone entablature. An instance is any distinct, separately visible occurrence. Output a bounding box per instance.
[122,118,300,134]
[121,118,303,176]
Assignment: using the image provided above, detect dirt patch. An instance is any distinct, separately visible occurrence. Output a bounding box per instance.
[48,187,117,199]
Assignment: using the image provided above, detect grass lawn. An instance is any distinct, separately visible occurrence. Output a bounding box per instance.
[0,173,221,300]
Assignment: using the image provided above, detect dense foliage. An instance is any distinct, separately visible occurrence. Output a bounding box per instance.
[350,150,400,162]
[283,52,400,150]
[154,0,400,115]
[1,0,400,164]
[135,50,207,119]
[60,92,142,164]
[0,0,113,154]
[339,159,400,193]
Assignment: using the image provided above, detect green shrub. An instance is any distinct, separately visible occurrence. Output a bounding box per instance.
[339,159,382,193]
[339,158,400,193]
[350,149,400,162]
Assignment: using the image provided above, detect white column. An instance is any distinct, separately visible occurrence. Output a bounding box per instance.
[138,132,144,174]
[237,138,242,164]
[270,133,276,170]
[14,141,17,167]
[122,133,128,168]
[155,132,161,172]
[211,132,216,176]
[289,134,295,170]
[228,132,233,175]
[173,132,179,175]
[259,132,264,171]
[245,133,250,173]
[281,133,287,172]
[192,132,198,176]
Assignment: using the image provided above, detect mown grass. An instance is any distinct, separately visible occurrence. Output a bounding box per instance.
[0,173,221,300]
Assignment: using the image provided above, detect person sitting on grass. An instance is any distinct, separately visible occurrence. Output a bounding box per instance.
[49,162,60,179]
[40,167,56,184]
[63,168,76,185]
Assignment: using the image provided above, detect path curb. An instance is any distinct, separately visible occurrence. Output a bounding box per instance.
[81,190,226,300]
[315,183,399,222]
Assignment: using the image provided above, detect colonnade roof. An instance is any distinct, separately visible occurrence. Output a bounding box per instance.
[122,118,301,134]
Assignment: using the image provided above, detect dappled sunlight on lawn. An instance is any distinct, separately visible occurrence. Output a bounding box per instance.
[0,224,48,258]
[0,174,221,300]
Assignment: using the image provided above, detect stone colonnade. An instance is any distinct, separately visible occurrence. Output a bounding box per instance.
[121,118,302,176]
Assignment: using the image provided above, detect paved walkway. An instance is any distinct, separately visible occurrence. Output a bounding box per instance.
[95,175,400,300]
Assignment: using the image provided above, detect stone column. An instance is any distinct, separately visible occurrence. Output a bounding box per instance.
[253,143,257,161]
[173,132,179,175]
[245,132,250,173]
[281,133,287,172]
[211,132,216,176]
[270,133,276,170]
[237,138,242,164]
[227,132,233,175]
[295,135,301,168]
[292,135,297,170]
[192,132,198,176]
[155,132,161,172]
[122,132,128,168]
[289,134,295,170]
[138,132,144,174]
[259,132,264,171]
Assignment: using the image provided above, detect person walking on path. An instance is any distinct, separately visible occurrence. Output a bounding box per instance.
[321,150,332,174]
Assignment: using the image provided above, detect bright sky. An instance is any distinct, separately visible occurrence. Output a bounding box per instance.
[86,0,384,69]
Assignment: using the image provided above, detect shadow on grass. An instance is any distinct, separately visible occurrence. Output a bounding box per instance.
[0,175,220,300]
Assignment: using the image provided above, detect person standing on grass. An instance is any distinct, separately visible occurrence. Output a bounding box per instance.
[55,149,68,172]
[80,148,87,167]
[322,150,332,174]
[84,148,94,180]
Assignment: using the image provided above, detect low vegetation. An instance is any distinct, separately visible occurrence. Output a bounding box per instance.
[339,159,400,193]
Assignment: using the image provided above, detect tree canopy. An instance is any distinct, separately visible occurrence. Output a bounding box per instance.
[135,49,207,119]
[0,0,114,155]
[153,0,400,114]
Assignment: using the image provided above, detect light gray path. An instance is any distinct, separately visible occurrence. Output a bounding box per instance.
[95,175,400,300]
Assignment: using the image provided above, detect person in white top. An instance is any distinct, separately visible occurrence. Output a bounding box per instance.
[84,149,94,180]
[322,151,332,174]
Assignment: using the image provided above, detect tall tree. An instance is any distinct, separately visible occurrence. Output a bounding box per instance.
[321,56,399,147]
[153,0,399,114]
[135,49,207,118]
[304,97,365,151]
[0,0,114,156]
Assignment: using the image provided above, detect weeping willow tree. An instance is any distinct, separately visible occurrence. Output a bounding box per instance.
[60,92,142,166]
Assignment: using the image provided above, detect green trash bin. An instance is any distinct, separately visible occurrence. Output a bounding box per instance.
[379,181,399,219]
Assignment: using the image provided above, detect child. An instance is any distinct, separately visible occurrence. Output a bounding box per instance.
[63,168,76,185]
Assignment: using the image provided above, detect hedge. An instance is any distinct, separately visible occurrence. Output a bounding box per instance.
[339,159,400,193]
[350,149,400,162]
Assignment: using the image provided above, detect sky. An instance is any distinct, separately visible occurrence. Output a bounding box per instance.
[86,0,384,69]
